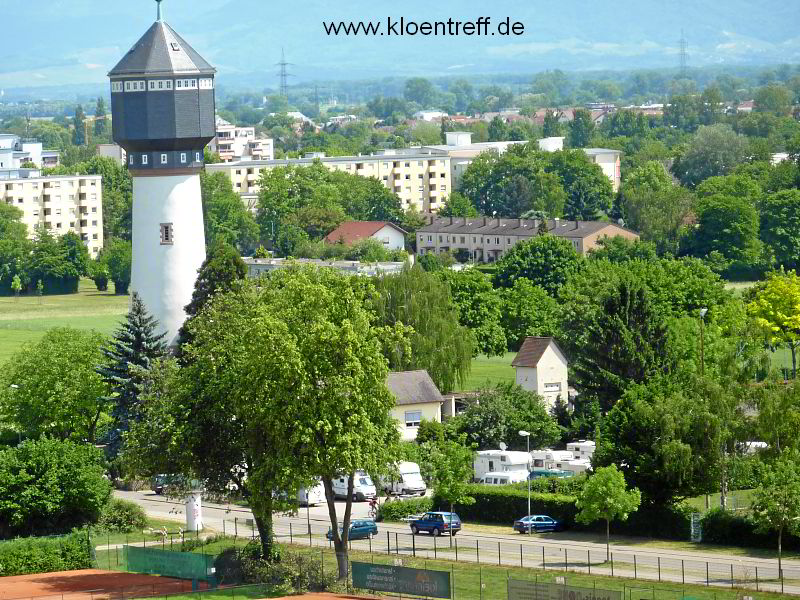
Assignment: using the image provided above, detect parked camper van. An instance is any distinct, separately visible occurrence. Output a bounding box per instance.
[333,471,377,501]
[474,450,531,481]
[380,461,427,496]
[297,479,326,506]
[478,471,529,485]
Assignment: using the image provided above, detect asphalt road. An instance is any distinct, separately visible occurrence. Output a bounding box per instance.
[116,489,800,596]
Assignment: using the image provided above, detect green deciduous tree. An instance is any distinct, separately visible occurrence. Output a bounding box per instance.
[750,454,800,579]
[450,383,562,451]
[494,235,582,294]
[438,192,478,218]
[200,171,259,254]
[94,97,107,137]
[424,436,475,542]
[105,238,132,295]
[567,109,595,148]
[0,328,109,443]
[72,105,85,146]
[435,269,506,357]
[499,278,561,351]
[96,292,167,460]
[373,266,473,392]
[672,124,749,188]
[575,465,641,559]
[0,203,30,295]
[754,84,792,116]
[760,190,800,271]
[404,78,436,106]
[748,271,800,377]
[0,438,111,538]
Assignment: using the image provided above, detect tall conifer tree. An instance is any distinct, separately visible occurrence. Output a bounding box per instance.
[97,292,167,457]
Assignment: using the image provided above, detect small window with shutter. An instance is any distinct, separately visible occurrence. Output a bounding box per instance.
[160,223,173,245]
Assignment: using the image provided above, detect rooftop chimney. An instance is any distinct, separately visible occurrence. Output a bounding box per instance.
[573,220,579,230]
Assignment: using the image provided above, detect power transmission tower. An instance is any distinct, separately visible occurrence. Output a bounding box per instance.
[678,29,688,79]
[275,48,294,98]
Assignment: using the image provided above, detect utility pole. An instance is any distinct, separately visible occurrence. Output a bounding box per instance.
[275,48,293,98]
[678,29,688,79]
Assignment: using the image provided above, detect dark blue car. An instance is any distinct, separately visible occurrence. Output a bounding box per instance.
[410,512,461,536]
[326,519,378,541]
[513,515,563,533]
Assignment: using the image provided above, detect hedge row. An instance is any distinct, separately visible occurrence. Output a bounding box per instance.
[376,496,433,522]
[700,507,800,550]
[432,485,578,525]
[0,532,93,576]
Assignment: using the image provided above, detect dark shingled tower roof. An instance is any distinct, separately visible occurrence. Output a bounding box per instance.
[108,20,215,77]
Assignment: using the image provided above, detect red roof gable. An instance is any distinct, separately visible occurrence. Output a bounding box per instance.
[325,221,405,245]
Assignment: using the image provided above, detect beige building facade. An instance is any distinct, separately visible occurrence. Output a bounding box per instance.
[511,337,569,409]
[207,149,452,213]
[1,170,104,257]
[416,216,638,262]
[387,370,444,441]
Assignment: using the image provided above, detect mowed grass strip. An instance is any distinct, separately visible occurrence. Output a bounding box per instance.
[0,278,128,364]
[457,352,516,392]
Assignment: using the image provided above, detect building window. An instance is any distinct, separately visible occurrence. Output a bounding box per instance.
[195,152,201,162]
[404,411,422,428]
[176,80,182,88]
[507,238,511,244]
[160,223,174,245]
[129,154,134,165]
[161,153,168,164]
[170,42,180,51]
[142,155,148,165]
[149,81,156,90]
[427,235,432,242]
[180,153,187,163]
[544,382,561,392]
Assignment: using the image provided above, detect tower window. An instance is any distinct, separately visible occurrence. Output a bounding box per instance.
[170,42,180,51]
[180,153,187,163]
[161,154,168,164]
[160,223,174,245]
[195,152,201,162]
[129,154,134,165]
[176,80,182,88]
[142,155,148,165]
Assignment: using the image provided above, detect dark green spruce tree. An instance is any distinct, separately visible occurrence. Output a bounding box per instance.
[97,292,167,459]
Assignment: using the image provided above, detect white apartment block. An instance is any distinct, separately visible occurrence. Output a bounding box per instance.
[0,134,59,169]
[209,117,274,162]
[0,168,104,257]
[207,149,452,213]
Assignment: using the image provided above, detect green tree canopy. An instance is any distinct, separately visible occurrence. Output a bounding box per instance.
[576,464,641,559]
[200,171,259,254]
[493,234,582,294]
[567,109,595,148]
[499,278,561,351]
[0,327,109,443]
[0,438,111,538]
[748,271,800,377]
[104,238,132,295]
[672,124,749,187]
[760,190,800,271]
[373,266,474,392]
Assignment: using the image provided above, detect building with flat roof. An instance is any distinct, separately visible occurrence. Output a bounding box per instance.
[208,116,274,162]
[0,134,59,169]
[416,216,638,262]
[1,169,104,257]
[207,147,452,213]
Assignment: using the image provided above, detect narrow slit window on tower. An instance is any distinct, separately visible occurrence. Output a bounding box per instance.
[195,152,201,162]
[180,152,187,163]
[160,223,173,245]
[161,153,168,164]
[142,155,148,165]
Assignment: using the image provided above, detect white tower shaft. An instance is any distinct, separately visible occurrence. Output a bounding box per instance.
[131,174,205,346]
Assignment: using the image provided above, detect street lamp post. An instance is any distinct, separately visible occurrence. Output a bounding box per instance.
[519,430,531,534]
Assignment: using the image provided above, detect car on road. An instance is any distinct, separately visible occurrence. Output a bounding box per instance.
[410,511,461,536]
[513,515,564,533]
[326,519,378,541]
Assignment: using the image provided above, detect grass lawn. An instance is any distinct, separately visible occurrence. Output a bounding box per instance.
[0,278,128,364]
[457,352,516,391]
[684,489,756,513]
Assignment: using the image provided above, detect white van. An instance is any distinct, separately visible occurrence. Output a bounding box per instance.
[333,471,377,501]
[297,479,326,506]
[478,470,528,485]
[380,461,427,496]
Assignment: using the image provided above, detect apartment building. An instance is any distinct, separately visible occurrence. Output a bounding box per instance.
[0,134,59,169]
[207,148,452,213]
[416,216,638,262]
[0,168,104,257]
[208,117,274,162]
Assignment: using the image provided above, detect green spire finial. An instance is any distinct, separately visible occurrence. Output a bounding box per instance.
[156,0,163,21]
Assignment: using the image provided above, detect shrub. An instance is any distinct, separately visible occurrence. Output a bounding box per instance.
[0,532,93,576]
[376,496,433,522]
[701,507,800,550]
[97,498,148,533]
[92,270,109,292]
[433,485,578,525]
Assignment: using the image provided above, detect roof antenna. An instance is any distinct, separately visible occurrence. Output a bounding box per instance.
[156,0,163,21]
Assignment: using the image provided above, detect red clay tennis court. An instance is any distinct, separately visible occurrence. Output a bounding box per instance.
[0,569,206,600]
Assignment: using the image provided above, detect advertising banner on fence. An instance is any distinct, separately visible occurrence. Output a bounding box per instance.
[508,579,622,600]
[351,561,451,598]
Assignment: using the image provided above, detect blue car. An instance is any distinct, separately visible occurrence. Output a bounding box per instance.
[410,512,461,536]
[513,515,563,533]
[326,519,378,541]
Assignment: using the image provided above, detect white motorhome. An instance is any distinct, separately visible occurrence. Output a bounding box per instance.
[530,449,591,475]
[567,440,596,460]
[478,471,528,485]
[297,479,326,506]
[380,461,427,496]
[332,471,377,501]
[473,450,531,481]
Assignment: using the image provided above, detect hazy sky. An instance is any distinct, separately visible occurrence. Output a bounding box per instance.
[2,0,799,91]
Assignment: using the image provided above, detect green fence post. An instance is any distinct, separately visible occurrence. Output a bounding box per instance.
[476,540,479,564]
[587,550,590,574]
[564,548,567,572]
[412,533,415,557]
[290,522,293,544]
[434,534,437,559]
[730,563,734,588]
[235,517,237,538]
[682,559,685,584]
[498,541,501,566]
[455,537,458,562]
[611,553,614,577]
[756,566,759,591]
[706,562,709,586]
[658,556,661,582]
[634,554,637,579]
[520,544,523,568]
